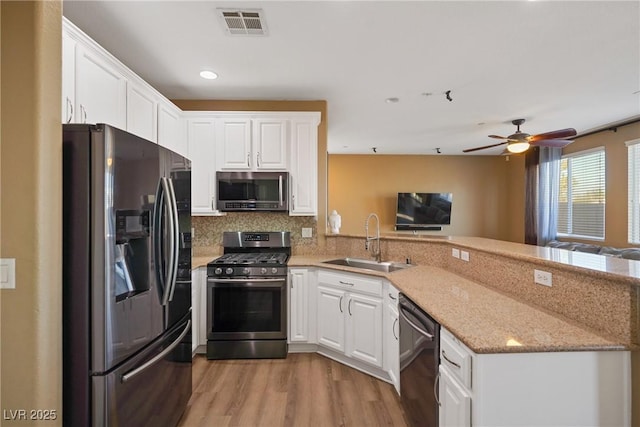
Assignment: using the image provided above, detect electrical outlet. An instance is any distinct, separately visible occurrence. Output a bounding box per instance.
[460,251,470,262]
[301,227,313,238]
[452,248,460,258]
[534,269,552,287]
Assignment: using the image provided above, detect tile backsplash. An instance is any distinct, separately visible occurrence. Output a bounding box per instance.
[192,213,320,255]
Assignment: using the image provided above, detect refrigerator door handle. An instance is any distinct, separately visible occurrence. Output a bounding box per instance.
[153,179,167,303]
[166,178,180,302]
[120,317,191,384]
[160,177,177,306]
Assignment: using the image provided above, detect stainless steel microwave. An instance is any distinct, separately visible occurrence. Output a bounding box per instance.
[216,171,289,212]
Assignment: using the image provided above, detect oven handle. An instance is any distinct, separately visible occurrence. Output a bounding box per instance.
[207,277,286,288]
[279,174,284,207]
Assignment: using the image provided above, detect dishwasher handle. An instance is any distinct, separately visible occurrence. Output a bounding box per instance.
[398,294,437,341]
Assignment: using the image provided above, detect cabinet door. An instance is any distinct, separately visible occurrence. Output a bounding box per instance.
[439,366,471,427]
[253,118,288,170]
[191,269,200,354]
[158,101,187,158]
[316,285,346,353]
[217,118,252,170]
[62,30,76,124]
[347,293,383,368]
[385,304,400,393]
[188,118,217,214]
[127,81,157,143]
[289,119,318,216]
[75,44,127,128]
[199,268,208,348]
[289,268,310,343]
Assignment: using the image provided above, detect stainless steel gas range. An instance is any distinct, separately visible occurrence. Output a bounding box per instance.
[206,232,290,359]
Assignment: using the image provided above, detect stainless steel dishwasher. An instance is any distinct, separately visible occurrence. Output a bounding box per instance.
[399,293,440,427]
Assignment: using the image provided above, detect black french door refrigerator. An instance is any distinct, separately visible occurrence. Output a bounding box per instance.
[62,124,192,426]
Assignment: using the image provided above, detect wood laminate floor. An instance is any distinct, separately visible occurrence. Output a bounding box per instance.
[178,353,409,427]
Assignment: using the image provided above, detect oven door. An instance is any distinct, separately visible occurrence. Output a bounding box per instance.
[206,277,287,340]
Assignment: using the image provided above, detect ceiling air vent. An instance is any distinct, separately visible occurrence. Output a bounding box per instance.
[218,9,268,36]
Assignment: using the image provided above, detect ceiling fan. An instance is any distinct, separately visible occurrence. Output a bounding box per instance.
[463,119,577,154]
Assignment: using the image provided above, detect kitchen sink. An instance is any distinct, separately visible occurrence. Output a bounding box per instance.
[321,257,413,273]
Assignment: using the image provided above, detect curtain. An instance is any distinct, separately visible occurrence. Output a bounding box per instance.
[524,147,539,245]
[537,147,562,246]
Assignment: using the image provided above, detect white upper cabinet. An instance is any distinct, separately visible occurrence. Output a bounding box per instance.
[186,114,217,215]
[62,30,76,124]
[158,100,187,158]
[74,42,127,129]
[289,114,320,216]
[127,80,158,143]
[216,114,288,171]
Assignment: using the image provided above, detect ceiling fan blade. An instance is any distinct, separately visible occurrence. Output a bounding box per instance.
[488,134,508,140]
[463,141,507,153]
[529,128,577,142]
[530,138,574,148]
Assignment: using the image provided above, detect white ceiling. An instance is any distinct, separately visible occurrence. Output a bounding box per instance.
[63,1,640,155]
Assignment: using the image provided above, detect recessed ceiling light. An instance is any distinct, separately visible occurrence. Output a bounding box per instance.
[200,70,218,80]
[385,97,399,104]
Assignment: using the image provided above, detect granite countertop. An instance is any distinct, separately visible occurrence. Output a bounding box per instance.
[191,252,630,354]
[331,234,640,284]
[286,255,630,354]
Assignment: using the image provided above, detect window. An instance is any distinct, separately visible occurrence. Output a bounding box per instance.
[627,139,640,244]
[557,148,606,240]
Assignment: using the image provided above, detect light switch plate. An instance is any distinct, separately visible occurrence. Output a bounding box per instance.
[0,258,16,289]
[460,251,470,262]
[452,248,460,258]
[301,227,313,238]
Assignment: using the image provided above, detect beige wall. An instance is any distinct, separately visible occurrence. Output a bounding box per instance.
[1,1,62,425]
[561,121,640,248]
[327,154,518,240]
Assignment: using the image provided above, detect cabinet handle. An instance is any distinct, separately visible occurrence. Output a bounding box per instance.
[389,293,397,300]
[211,197,215,211]
[291,194,295,210]
[348,299,352,316]
[66,97,73,123]
[339,296,343,313]
[442,350,461,369]
[247,153,250,168]
[257,152,260,167]
[434,371,441,407]
[339,280,354,287]
[392,318,398,340]
[80,104,87,123]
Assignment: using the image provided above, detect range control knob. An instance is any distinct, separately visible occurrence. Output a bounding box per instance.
[214,268,222,275]
[225,267,234,275]
[260,267,267,275]
[242,268,250,275]
[271,267,278,274]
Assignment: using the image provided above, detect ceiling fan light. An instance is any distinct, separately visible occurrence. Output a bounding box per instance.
[507,141,530,153]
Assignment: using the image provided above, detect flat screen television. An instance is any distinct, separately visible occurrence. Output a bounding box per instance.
[395,192,453,230]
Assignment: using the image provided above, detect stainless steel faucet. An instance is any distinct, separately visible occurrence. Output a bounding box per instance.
[365,213,381,262]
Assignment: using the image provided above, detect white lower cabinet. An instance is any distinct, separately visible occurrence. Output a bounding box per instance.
[316,270,384,369]
[439,327,631,427]
[191,269,200,355]
[439,365,471,427]
[288,268,316,344]
[383,284,400,394]
[191,266,208,354]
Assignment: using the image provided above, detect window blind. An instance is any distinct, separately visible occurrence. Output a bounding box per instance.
[557,148,606,240]
[627,139,640,244]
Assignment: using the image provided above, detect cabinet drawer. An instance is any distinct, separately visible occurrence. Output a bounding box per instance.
[317,269,382,296]
[386,283,400,306]
[440,328,472,390]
